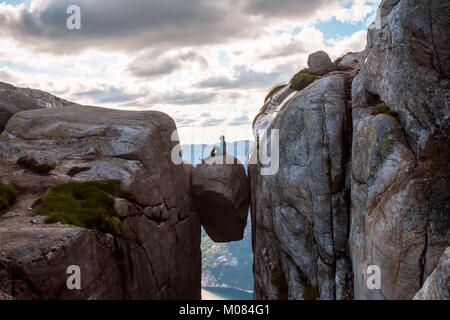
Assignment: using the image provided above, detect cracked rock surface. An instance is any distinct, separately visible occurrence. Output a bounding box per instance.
[250,0,449,301]
[350,0,450,300]
[250,72,355,300]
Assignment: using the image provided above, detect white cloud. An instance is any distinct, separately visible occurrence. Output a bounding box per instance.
[0,0,381,144]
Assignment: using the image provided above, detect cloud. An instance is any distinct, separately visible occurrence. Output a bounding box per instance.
[242,0,347,19]
[326,29,368,59]
[197,65,281,89]
[257,40,306,60]
[74,86,145,103]
[0,0,259,54]
[228,113,250,126]
[199,117,227,127]
[0,67,19,83]
[0,0,381,145]
[200,112,211,117]
[148,90,217,105]
[0,0,377,54]
[127,49,208,78]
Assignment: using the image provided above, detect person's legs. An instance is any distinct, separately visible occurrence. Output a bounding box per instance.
[201,146,221,163]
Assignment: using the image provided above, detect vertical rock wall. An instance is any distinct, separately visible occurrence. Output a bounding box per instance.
[250,73,354,300]
[350,0,450,300]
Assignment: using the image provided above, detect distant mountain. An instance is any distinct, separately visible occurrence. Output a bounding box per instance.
[201,217,253,293]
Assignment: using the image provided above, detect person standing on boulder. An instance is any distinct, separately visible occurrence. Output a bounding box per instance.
[219,135,227,155]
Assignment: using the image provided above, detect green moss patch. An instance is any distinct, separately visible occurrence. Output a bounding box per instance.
[271,266,289,300]
[36,180,122,235]
[303,285,320,300]
[67,166,91,177]
[264,84,286,103]
[372,103,399,118]
[289,69,317,91]
[0,183,18,212]
[17,156,55,175]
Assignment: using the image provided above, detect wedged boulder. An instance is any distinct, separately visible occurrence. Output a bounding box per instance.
[307,51,335,75]
[192,155,249,243]
[350,0,450,300]
[0,105,201,299]
[414,248,450,300]
[0,82,73,133]
[250,73,354,300]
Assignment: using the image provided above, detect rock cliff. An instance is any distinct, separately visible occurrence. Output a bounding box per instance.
[0,106,201,299]
[250,59,356,299]
[249,0,449,300]
[350,0,450,300]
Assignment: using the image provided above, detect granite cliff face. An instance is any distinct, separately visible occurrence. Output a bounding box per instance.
[0,106,201,299]
[350,0,450,300]
[250,66,356,300]
[249,0,449,300]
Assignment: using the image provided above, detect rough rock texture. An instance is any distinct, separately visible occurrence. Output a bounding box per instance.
[336,52,364,71]
[250,72,355,300]
[192,155,249,243]
[0,290,13,300]
[253,85,297,141]
[350,0,450,300]
[414,248,450,300]
[0,106,201,299]
[307,51,335,75]
[0,226,123,299]
[0,82,73,133]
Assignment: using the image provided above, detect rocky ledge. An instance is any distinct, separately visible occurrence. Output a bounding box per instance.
[0,106,201,299]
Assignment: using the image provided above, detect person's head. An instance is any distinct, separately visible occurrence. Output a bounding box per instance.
[219,135,225,141]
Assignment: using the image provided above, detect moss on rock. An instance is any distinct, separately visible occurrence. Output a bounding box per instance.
[290,69,317,91]
[0,183,18,212]
[271,266,289,300]
[36,180,122,235]
[372,103,399,118]
[264,84,286,103]
[303,285,320,300]
[67,166,91,177]
[17,156,55,175]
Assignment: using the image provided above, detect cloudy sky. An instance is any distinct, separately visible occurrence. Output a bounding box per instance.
[0,0,380,144]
